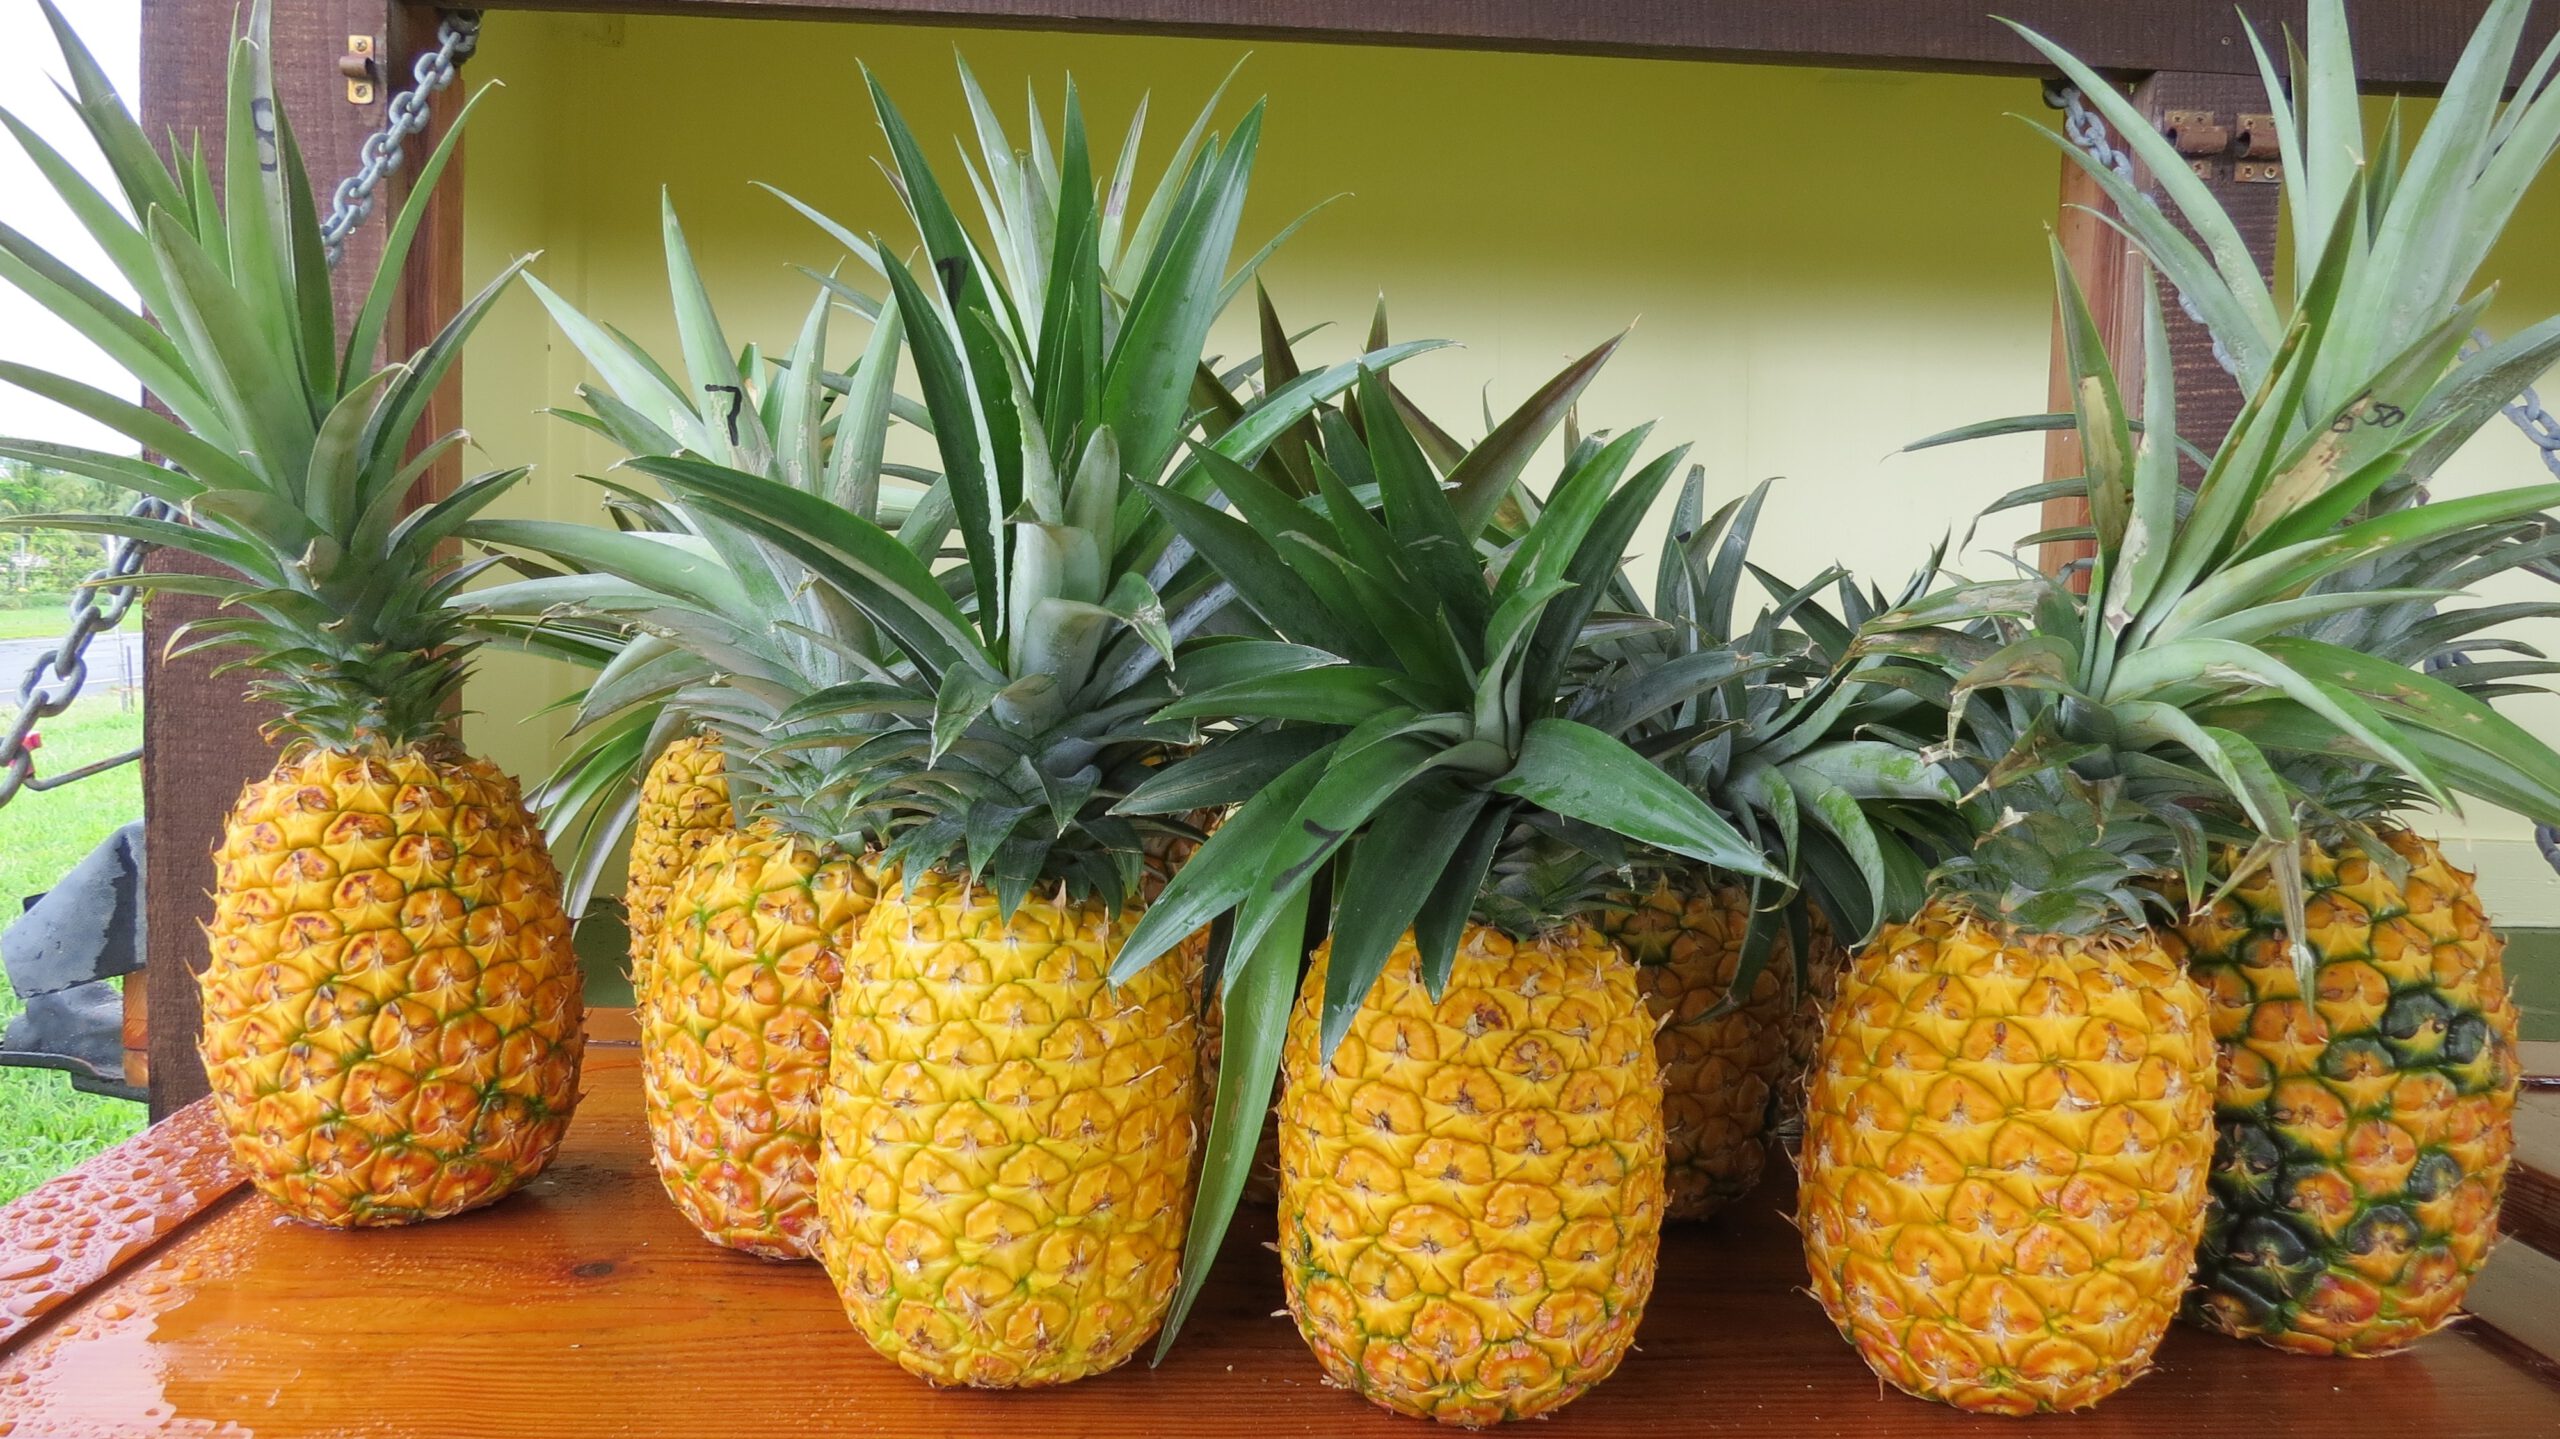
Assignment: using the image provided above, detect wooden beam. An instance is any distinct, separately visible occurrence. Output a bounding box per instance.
[136,0,442,1118]
[2041,72,2281,580]
[465,0,2551,92]
[384,5,468,514]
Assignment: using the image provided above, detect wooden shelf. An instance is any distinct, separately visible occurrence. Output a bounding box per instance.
[4,1014,2556,1436]
[477,0,2554,93]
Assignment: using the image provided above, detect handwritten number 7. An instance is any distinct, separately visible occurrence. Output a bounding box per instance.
[704,384,745,445]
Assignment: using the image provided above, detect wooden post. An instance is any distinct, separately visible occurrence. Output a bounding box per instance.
[135,0,461,1118]
[2042,71,2282,579]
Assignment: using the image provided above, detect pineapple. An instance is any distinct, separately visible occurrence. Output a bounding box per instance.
[1797,810,2219,1414]
[1120,367,1782,1421]
[0,2,580,1225]
[2014,0,2560,1358]
[1597,876,1790,1220]
[2181,831,2518,1354]
[1280,927,1663,1428]
[1813,51,2560,1398]
[626,731,732,987]
[639,826,871,1257]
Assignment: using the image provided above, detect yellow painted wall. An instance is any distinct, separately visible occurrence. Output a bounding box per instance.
[452,10,2560,924]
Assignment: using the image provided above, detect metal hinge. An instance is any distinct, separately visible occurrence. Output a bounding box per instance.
[2162,106,2282,184]
[341,34,379,105]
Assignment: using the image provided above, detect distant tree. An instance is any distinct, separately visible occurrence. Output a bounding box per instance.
[0,460,119,597]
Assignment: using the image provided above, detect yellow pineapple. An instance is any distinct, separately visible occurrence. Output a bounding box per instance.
[2180,830,2519,1355]
[1598,875,1791,1222]
[201,745,583,1226]
[817,868,1201,1386]
[1798,899,2215,1413]
[0,6,583,1226]
[1278,925,1664,1427]
[640,827,872,1257]
[626,733,733,990]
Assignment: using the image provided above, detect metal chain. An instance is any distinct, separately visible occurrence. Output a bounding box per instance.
[0,13,479,810]
[320,11,481,267]
[0,497,166,808]
[2046,82,2243,382]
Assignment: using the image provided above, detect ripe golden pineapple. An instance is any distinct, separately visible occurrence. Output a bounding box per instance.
[1797,899,2216,1414]
[2180,830,2519,1355]
[641,827,872,1257]
[817,869,1201,1387]
[1597,876,1791,1222]
[626,733,733,989]
[1278,925,1665,1428]
[201,745,584,1226]
[0,7,584,1227]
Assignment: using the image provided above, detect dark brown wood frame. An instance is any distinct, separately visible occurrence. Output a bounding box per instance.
[476,0,2549,92]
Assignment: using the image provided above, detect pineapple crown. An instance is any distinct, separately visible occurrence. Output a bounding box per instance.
[480,57,1434,914]
[1862,241,2560,957]
[2015,0,2560,845]
[459,201,925,911]
[1577,474,1963,920]
[0,0,533,752]
[1111,360,1781,1056]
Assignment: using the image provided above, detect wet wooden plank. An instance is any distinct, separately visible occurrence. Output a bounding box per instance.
[0,1100,244,1349]
[3,1014,2554,1436]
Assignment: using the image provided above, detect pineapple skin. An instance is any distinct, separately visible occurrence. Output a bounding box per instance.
[1598,877,1792,1222]
[816,869,1202,1387]
[199,744,584,1227]
[642,827,871,1258]
[2181,830,2519,1356]
[1797,898,2215,1415]
[1279,924,1665,1428]
[626,733,732,993]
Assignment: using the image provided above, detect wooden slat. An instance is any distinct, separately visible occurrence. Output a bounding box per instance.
[0,1099,242,1348]
[384,4,469,512]
[474,0,2554,92]
[2138,72,2281,455]
[2040,71,2281,577]
[2039,149,2130,580]
[6,1025,2558,1432]
[2510,1159,2560,1260]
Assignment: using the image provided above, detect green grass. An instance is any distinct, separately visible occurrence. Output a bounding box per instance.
[0,605,136,641]
[0,693,147,1204]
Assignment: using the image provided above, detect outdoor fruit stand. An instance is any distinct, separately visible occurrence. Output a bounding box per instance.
[5,1,2560,1433]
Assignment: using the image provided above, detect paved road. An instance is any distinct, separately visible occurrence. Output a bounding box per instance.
[0,627,145,697]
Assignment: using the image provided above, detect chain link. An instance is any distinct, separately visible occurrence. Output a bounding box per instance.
[2046,82,2243,382]
[320,12,481,267]
[0,497,165,807]
[0,13,479,810]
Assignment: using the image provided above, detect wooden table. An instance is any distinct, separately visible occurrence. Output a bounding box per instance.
[6,1014,2558,1437]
